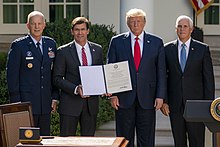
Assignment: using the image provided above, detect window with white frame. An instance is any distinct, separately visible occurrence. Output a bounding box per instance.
[49,0,80,22]
[197,0,220,35]
[204,0,219,25]
[3,0,34,24]
[2,0,81,24]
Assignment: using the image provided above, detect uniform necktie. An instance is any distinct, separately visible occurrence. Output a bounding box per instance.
[36,42,43,55]
[134,37,141,71]
[180,44,186,72]
[82,47,88,66]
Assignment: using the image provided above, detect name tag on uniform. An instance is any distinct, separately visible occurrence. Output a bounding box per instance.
[26,57,34,60]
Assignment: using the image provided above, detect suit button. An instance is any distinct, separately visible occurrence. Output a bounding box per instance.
[182,76,184,79]
[41,86,44,89]
[41,66,43,69]
[41,76,44,79]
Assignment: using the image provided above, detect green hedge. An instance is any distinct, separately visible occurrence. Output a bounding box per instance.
[0,53,9,105]
[43,18,116,63]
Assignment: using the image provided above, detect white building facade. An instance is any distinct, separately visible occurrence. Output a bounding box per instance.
[0,0,220,43]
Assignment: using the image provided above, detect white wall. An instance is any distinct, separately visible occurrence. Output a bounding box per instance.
[89,0,194,43]
[120,0,154,33]
[88,0,120,33]
[154,1,193,43]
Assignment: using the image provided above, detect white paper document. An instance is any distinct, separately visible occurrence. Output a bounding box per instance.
[79,61,132,96]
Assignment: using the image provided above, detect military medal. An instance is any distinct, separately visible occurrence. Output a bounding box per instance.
[27,63,33,68]
[48,50,55,58]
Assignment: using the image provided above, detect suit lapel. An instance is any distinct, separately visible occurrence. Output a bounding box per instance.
[184,39,195,72]
[123,33,135,70]
[42,38,49,64]
[88,42,97,65]
[138,33,151,71]
[69,41,81,66]
[172,40,182,72]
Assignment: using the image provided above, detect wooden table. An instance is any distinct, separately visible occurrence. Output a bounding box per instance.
[16,136,128,147]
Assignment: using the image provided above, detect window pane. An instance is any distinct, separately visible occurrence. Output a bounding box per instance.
[50,5,64,22]
[214,0,219,3]
[66,5,80,19]
[3,5,17,23]
[66,0,80,2]
[20,5,34,23]
[3,0,17,2]
[204,6,219,24]
[19,0,34,2]
[49,0,63,2]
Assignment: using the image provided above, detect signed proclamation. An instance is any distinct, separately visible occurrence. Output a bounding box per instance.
[79,61,132,95]
[103,61,132,94]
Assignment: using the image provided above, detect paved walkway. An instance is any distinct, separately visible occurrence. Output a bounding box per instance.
[95,111,174,147]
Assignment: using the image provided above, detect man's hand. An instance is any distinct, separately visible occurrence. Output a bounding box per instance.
[160,103,170,116]
[110,96,119,110]
[77,85,90,98]
[51,100,58,113]
[154,98,163,110]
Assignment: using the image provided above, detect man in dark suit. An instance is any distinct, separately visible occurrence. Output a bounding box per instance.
[53,17,103,136]
[6,11,59,136]
[161,15,215,147]
[107,8,166,147]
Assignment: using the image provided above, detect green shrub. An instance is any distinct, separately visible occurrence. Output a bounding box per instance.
[0,52,9,105]
[97,97,115,127]
[44,18,116,63]
[0,52,7,71]
[0,70,9,105]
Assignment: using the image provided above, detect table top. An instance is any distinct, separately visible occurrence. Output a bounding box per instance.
[16,136,128,147]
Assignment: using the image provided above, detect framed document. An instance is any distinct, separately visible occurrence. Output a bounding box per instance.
[79,61,132,96]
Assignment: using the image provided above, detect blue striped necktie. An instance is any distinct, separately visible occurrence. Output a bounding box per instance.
[180,44,186,72]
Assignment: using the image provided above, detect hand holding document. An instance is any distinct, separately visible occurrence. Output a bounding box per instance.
[79,61,132,96]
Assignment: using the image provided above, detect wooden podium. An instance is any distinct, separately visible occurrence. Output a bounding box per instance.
[183,100,220,147]
[16,136,128,147]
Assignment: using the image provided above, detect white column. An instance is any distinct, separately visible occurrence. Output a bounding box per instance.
[120,0,154,33]
[81,0,88,18]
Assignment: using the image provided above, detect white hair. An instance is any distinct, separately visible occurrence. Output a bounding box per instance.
[175,15,193,29]
[27,11,45,23]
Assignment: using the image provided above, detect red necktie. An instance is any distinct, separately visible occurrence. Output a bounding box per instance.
[82,47,88,66]
[134,37,141,71]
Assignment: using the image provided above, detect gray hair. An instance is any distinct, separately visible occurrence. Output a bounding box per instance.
[175,15,193,29]
[27,11,45,23]
[126,8,146,23]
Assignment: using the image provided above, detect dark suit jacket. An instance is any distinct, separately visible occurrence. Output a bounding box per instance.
[53,41,103,116]
[165,39,215,112]
[7,35,59,115]
[107,32,167,109]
